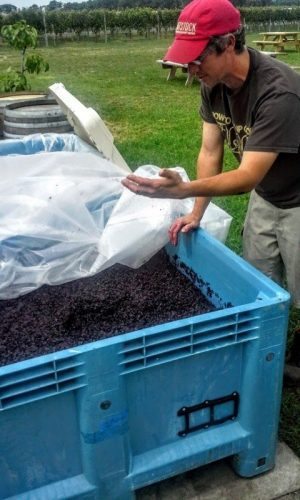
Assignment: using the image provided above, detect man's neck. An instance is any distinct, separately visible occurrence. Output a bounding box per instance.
[222,48,250,90]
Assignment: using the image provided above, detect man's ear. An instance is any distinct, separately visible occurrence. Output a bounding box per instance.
[227,34,236,51]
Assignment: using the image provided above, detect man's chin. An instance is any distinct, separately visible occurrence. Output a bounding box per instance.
[199,76,212,86]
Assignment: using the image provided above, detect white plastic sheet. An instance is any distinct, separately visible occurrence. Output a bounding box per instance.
[0,150,232,299]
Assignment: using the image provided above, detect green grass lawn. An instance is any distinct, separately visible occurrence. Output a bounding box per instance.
[0,32,299,456]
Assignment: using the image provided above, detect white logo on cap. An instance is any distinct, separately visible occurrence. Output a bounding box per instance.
[176,22,197,35]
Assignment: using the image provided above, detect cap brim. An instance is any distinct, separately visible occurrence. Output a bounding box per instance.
[163,38,209,65]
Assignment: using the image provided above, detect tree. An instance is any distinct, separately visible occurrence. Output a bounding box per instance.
[0,4,17,14]
[22,8,44,32]
[47,1,63,10]
[0,20,49,91]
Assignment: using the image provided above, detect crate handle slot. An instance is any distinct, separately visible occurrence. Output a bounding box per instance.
[177,391,239,437]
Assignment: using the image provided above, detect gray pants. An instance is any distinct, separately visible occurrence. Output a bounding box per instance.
[243,190,300,308]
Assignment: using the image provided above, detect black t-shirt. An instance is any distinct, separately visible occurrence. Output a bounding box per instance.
[200,48,300,208]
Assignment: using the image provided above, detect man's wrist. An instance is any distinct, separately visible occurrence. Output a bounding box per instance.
[180,181,193,199]
[192,196,211,220]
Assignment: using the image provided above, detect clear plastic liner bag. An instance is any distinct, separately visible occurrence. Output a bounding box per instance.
[91,165,190,272]
[0,151,232,299]
[199,201,232,243]
[0,132,97,158]
[93,168,233,271]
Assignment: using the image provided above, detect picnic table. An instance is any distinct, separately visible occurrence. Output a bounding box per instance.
[156,59,194,86]
[254,32,300,52]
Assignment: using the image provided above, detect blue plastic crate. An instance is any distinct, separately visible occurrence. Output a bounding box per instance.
[0,134,291,499]
[0,229,290,500]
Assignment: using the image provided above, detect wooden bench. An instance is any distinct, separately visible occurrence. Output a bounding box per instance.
[254,40,285,51]
[156,59,194,86]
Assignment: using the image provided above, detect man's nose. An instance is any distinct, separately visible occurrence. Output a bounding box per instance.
[188,63,200,75]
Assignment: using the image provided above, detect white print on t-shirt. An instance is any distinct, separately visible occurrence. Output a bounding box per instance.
[212,111,251,159]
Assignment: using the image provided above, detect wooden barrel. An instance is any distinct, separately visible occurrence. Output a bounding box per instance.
[0,92,47,137]
[3,98,73,139]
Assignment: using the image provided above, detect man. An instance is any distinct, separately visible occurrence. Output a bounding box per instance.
[122,0,300,368]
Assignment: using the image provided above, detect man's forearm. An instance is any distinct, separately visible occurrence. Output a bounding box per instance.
[191,147,223,217]
[192,196,212,219]
[182,167,254,198]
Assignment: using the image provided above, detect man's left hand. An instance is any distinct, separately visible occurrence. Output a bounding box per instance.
[121,168,186,199]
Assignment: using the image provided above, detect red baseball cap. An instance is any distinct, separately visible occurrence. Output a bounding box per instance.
[163,0,241,64]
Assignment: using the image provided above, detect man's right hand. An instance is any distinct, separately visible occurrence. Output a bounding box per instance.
[168,213,201,246]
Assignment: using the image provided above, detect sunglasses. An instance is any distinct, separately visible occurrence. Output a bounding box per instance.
[189,46,213,66]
